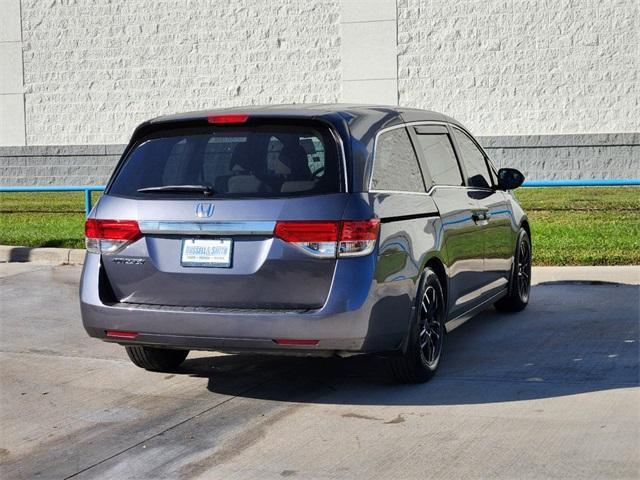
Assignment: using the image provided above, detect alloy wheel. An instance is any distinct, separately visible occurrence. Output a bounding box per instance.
[418,285,444,367]
[517,238,531,302]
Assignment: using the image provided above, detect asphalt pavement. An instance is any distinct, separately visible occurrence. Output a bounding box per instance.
[0,263,638,479]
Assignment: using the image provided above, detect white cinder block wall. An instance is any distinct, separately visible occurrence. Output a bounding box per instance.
[20,0,342,146]
[0,0,638,184]
[397,0,639,136]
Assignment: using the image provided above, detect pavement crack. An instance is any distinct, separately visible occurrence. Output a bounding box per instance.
[62,371,292,480]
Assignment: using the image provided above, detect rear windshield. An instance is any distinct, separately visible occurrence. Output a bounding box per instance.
[108,123,342,198]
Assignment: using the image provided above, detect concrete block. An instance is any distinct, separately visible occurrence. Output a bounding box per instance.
[0,246,69,264]
[341,0,396,23]
[105,144,127,155]
[343,78,398,105]
[0,0,21,42]
[0,94,25,146]
[0,42,23,93]
[67,249,87,265]
[341,20,397,81]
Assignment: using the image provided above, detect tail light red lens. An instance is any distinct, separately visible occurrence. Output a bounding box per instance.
[339,219,380,257]
[207,114,249,124]
[274,221,339,243]
[274,219,380,258]
[85,219,142,254]
[85,219,142,241]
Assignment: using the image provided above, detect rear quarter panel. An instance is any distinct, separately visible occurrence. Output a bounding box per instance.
[361,192,442,350]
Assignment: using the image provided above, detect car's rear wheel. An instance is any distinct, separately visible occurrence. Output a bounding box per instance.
[125,346,189,371]
[388,268,445,384]
[495,228,531,312]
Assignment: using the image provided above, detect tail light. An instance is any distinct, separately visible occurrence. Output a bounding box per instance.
[274,221,339,257]
[207,114,249,124]
[274,219,380,258]
[85,219,142,254]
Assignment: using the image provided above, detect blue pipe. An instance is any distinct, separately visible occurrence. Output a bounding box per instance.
[0,180,638,217]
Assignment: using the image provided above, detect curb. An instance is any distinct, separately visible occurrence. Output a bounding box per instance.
[531,265,640,286]
[0,245,86,265]
[1,246,638,284]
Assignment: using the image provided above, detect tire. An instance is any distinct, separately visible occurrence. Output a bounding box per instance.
[125,346,189,371]
[495,228,531,312]
[388,268,446,384]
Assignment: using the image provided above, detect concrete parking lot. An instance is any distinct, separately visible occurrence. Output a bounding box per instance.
[0,263,638,479]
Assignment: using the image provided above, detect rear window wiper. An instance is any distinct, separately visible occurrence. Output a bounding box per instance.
[137,185,215,196]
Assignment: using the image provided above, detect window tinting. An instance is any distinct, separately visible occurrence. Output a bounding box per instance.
[371,128,425,193]
[108,124,340,198]
[414,133,462,187]
[453,128,492,189]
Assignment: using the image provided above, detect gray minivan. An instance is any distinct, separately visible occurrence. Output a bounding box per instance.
[80,105,531,383]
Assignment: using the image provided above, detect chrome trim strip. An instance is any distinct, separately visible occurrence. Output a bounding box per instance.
[369,185,469,196]
[445,289,507,332]
[330,126,349,193]
[138,221,276,236]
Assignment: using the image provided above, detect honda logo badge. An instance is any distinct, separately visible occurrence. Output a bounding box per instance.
[195,203,214,218]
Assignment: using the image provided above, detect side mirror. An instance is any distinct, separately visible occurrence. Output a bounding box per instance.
[497,168,525,190]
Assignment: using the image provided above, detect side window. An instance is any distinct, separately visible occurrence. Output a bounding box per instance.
[414,133,462,187]
[371,128,425,193]
[453,128,492,189]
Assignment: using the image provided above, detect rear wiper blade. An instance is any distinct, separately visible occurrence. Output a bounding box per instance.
[137,185,215,196]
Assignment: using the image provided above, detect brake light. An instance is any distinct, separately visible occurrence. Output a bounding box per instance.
[85,219,142,254]
[207,114,249,124]
[274,219,380,258]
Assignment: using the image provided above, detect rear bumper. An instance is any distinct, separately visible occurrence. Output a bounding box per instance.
[80,253,410,355]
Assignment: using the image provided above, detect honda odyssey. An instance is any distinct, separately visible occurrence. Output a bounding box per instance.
[80,105,531,383]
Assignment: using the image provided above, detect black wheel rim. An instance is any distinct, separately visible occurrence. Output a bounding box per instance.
[418,285,444,367]
[517,238,531,302]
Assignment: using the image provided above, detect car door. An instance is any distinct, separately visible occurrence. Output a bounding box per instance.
[368,126,442,341]
[409,124,487,319]
[450,126,514,296]
[369,126,439,284]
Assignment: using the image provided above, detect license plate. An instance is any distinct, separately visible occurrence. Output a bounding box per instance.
[181,238,232,267]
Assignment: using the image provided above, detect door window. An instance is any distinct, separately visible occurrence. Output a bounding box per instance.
[452,128,493,189]
[371,128,425,193]
[414,132,463,187]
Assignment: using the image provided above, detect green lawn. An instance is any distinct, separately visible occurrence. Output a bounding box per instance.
[514,187,639,266]
[0,192,90,249]
[0,187,638,265]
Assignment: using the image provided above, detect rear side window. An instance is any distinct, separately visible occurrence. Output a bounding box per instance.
[371,128,425,193]
[452,127,492,189]
[108,124,341,198]
[414,133,463,187]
